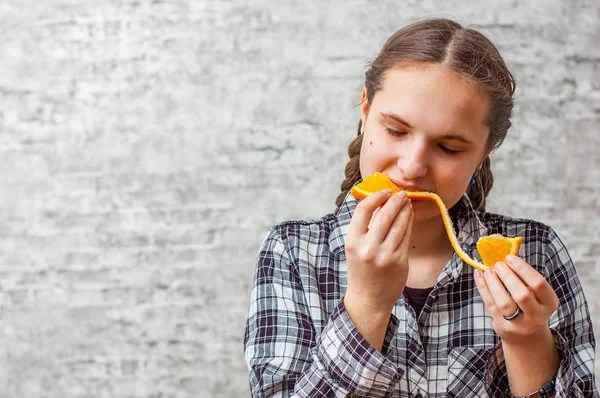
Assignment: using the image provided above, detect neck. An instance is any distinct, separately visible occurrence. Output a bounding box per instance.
[408,215,453,257]
[406,215,455,288]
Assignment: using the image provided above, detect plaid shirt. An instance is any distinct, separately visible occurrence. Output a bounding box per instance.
[244,192,598,397]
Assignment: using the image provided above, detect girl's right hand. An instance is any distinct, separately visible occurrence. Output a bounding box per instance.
[344,189,414,318]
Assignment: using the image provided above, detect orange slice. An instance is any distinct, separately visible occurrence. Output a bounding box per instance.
[350,172,403,200]
[350,172,521,271]
[476,234,522,268]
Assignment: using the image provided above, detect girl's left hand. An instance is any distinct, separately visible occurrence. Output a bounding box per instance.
[474,255,559,345]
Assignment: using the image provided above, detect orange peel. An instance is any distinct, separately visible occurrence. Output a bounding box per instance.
[350,172,521,271]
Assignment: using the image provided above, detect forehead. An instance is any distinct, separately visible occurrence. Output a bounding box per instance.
[374,64,490,139]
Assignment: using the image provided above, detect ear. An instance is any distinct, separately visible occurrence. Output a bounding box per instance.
[360,86,369,126]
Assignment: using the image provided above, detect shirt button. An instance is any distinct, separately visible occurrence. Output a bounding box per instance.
[415,393,424,398]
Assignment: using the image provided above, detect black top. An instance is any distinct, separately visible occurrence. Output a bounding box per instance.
[403,286,434,318]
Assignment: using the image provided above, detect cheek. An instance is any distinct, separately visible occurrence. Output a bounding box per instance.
[440,166,470,183]
[365,134,394,159]
[360,136,388,170]
[436,166,473,204]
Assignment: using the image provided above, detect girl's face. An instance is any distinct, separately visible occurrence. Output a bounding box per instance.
[359,64,491,223]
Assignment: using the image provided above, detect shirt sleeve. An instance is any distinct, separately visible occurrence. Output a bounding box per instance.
[545,229,598,397]
[244,227,403,398]
[484,228,598,397]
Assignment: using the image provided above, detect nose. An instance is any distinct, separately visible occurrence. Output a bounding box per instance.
[398,139,428,179]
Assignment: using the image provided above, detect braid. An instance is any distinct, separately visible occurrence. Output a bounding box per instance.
[334,120,363,212]
[468,156,494,212]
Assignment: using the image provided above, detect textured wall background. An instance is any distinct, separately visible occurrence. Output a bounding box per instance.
[0,0,598,397]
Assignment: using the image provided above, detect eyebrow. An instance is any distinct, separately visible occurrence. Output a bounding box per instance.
[380,111,474,144]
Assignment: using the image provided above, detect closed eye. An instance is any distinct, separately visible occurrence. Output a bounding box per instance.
[386,127,462,155]
[385,127,407,137]
[439,145,461,155]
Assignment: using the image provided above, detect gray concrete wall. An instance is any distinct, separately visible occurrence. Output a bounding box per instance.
[0,1,598,397]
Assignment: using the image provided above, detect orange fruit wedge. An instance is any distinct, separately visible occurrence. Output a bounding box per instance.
[350,172,403,199]
[476,234,522,268]
[350,172,521,271]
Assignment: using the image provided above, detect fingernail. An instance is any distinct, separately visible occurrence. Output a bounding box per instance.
[506,255,517,264]
[474,270,481,280]
[381,189,393,195]
[396,190,407,198]
[484,268,494,278]
[495,262,505,272]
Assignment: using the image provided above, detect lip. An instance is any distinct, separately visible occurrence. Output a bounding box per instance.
[389,178,431,193]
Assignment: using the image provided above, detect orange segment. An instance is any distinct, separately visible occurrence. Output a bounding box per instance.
[350,172,402,200]
[476,234,522,268]
[350,172,521,271]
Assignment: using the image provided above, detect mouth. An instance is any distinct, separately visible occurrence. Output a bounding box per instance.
[388,177,431,193]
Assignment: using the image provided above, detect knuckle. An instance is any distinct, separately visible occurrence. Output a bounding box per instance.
[499,301,516,313]
[530,279,546,291]
[391,193,405,203]
[361,248,377,263]
[514,292,533,306]
[345,242,358,256]
[374,252,391,268]
[385,195,402,210]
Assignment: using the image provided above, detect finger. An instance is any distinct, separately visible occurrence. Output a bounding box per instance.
[394,201,414,254]
[483,267,520,318]
[493,262,540,314]
[505,255,558,308]
[366,191,408,243]
[368,206,381,230]
[349,189,393,236]
[474,269,504,319]
[381,197,412,251]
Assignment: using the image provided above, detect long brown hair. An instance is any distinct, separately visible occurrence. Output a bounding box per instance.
[335,18,515,218]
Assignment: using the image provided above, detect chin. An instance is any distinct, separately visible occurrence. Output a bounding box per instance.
[411,201,440,222]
